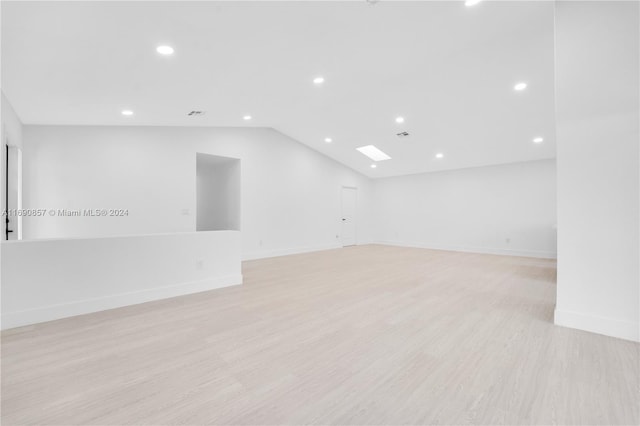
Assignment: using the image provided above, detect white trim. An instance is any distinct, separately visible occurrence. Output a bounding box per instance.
[243,243,342,261]
[554,309,640,342]
[1,274,243,330]
[375,240,557,259]
[2,229,235,244]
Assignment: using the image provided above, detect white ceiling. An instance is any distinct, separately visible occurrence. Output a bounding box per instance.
[2,0,556,178]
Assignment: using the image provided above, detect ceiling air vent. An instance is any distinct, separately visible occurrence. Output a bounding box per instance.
[187,111,205,116]
[396,131,410,138]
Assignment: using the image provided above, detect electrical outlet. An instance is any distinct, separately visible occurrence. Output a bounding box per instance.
[195,259,204,270]
[505,238,511,244]
[181,209,190,216]
[259,240,263,246]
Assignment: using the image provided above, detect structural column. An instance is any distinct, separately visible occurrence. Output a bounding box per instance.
[554,1,640,341]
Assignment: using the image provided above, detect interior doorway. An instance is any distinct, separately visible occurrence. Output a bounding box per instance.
[196,153,241,232]
[341,186,357,247]
[4,144,22,240]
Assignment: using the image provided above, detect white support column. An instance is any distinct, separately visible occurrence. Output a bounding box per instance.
[554,1,640,341]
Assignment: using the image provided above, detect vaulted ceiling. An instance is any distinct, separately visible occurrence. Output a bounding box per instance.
[2,0,556,178]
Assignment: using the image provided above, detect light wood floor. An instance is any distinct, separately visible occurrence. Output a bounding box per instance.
[2,245,638,425]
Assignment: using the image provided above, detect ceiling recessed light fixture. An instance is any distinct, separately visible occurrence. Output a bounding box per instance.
[435,153,444,159]
[395,116,405,124]
[121,110,134,116]
[533,137,544,143]
[356,145,391,162]
[324,137,333,143]
[313,76,325,85]
[156,45,174,55]
[243,115,252,121]
[370,164,377,169]
[514,82,528,91]
[465,0,482,6]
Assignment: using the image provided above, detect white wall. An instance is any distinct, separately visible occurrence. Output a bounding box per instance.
[1,231,241,329]
[554,1,639,341]
[21,126,374,259]
[374,159,557,258]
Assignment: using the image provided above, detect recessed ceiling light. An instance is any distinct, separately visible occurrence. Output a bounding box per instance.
[514,82,528,91]
[465,0,482,6]
[324,137,333,143]
[156,45,174,55]
[533,137,544,143]
[121,110,134,116]
[395,116,405,124]
[370,164,377,169]
[243,115,252,121]
[313,76,325,85]
[356,145,392,162]
[435,153,444,159]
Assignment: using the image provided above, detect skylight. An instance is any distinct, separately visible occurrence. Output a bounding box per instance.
[356,145,391,162]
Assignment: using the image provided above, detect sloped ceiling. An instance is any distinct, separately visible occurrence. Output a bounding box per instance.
[2,1,556,177]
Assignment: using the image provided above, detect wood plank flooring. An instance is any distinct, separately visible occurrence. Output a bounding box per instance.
[1,245,638,425]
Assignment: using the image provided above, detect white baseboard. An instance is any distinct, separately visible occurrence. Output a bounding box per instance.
[1,274,243,331]
[375,240,557,259]
[242,243,343,261]
[554,309,640,342]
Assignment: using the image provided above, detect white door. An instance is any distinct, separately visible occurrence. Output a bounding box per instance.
[341,187,357,247]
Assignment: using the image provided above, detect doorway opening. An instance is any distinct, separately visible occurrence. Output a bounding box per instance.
[4,143,22,241]
[196,153,241,232]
